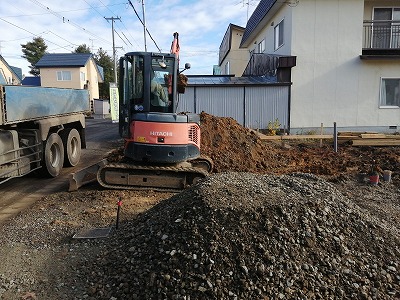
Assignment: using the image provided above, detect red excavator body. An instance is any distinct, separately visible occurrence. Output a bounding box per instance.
[97,33,211,191]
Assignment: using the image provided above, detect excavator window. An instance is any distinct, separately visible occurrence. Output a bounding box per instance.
[150,57,174,113]
[125,56,145,110]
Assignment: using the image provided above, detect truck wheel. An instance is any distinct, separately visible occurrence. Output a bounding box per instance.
[42,133,64,177]
[61,128,81,167]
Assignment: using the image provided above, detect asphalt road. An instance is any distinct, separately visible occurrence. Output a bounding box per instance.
[0,118,120,225]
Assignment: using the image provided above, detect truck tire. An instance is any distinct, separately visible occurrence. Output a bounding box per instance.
[61,128,81,167]
[42,133,64,177]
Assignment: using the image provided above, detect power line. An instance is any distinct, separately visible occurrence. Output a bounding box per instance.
[28,0,111,45]
[83,0,139,49]
[0,17,73,52]
[47,31,79,47]
[3,2,126,18]
[127,0,161,52]
[99,0,142,50]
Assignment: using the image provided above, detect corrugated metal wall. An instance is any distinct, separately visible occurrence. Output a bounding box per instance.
[177,85,289,130]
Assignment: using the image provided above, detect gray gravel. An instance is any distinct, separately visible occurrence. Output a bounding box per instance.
[0,172,399,299]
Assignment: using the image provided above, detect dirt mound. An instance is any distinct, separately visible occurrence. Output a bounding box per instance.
[83,173,400,299]
[106,112,400,182]
[199,112,400,181]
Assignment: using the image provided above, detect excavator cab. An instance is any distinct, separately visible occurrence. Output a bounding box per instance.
[117,51,204,165]
[119,52,178,138]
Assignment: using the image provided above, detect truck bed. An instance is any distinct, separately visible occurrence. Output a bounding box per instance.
[0,85,90,125]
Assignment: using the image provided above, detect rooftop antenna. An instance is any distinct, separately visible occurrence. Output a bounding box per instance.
[89,38,95,53]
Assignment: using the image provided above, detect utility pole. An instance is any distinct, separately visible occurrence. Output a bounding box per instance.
[105,16,121,84]
[141,0,147,52]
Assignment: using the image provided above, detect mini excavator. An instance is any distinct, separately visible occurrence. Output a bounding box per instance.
[95,33,212,191]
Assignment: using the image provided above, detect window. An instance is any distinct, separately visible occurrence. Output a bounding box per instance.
[373,8,400,48]
[57,71,71,81]
[80,72,86,81]
[274,19,284,50]
[258,39,265,53]
[150,56,174,113]
[225,61,230,75]
[380,78,400,107]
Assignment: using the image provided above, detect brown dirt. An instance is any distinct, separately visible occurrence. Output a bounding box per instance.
[199,112,400,181]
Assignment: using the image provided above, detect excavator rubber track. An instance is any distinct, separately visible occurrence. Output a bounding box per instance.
[97,161,210,192]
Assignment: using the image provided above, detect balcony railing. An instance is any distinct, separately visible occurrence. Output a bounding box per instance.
[363,20,400,55]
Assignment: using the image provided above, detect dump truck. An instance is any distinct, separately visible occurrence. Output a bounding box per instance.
[0,84,90,184]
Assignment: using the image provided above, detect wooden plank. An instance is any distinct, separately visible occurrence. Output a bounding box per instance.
[360,133,387,139]
[259,134,333,141]
[385,135,400,139]
[257,135,282,140]
[338,132,360,136]
[338,135,362,140]
[351,139,400,146]
[281,134,333,140]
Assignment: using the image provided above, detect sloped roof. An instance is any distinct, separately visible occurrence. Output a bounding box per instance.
[36,53,104,82]
[240,0,278,48]
[36,53,92,67]
[0,54,22,83]
[97,65,104,82]
[10,66,23,81]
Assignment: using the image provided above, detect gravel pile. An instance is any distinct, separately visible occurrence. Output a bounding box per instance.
[1,112,400,299]
[81,172,399,299]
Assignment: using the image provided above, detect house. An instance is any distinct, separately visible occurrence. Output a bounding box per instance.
[36,53,104,110]
[0,55,22,85]
[220,0,400,133]
[219,24,248,76]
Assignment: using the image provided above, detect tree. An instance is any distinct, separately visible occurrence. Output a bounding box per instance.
[21,37,47,76]
[74,44,91,53]
[94,48,114,99]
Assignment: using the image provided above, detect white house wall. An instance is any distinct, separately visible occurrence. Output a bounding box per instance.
[288,0,400,132]
[248,5,293,56]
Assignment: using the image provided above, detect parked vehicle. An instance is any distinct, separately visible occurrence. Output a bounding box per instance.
[0,85,90,184]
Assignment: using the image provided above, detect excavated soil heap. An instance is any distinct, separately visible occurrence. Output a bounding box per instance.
[106,112,400,180]
[199,112,400,180]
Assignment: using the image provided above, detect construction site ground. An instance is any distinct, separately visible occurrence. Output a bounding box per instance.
[0,113,399,299]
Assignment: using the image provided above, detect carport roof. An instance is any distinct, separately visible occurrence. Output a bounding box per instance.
[186,75,278,86]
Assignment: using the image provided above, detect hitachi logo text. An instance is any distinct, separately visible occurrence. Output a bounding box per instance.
[150,131,173,137]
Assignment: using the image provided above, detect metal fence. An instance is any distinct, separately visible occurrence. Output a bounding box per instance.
[363,20,400,49]
[177,85,290,130]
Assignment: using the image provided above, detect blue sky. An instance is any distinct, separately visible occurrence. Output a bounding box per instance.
[1,0,259,76]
